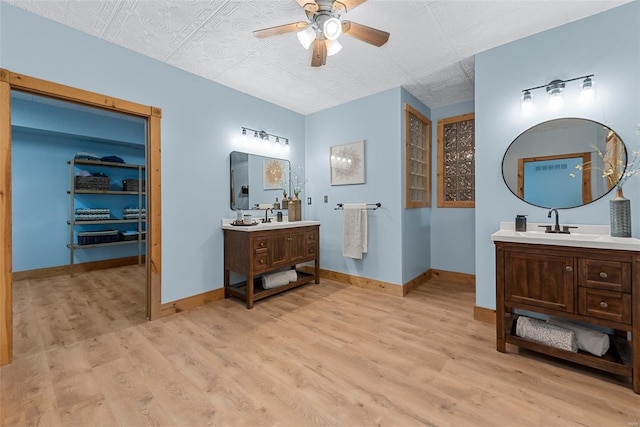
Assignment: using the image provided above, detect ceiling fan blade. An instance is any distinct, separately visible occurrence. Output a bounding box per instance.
[311,39,327,67]
[253,22,308,39]
[341,21,389,47]
[295,0,319,13]
[332,0,367,13]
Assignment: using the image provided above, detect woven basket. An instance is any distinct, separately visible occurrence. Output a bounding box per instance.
[77,230,119,245]
[75,176,110,191]
[123,179,145,192]
[119,231,146,241]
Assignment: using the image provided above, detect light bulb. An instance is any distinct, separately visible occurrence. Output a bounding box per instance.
[580,77,595,105]
[326,39,342,56]
[297,25,315,50]
[548,93,563,110]
[323,17,342,41]
[521,90,533,114]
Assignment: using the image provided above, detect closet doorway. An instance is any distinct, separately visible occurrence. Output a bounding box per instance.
[0,69,162,366]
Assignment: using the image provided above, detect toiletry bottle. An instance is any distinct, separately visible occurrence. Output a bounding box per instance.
[274,197,280,210]
[277,211,283,222]
[515,215,527,232]
[236,209,243,223]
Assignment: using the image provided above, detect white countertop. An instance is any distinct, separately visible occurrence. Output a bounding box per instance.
[491,221,640,251]
[221,218,320,231]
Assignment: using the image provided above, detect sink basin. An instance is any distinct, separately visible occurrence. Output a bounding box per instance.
[491,222,640,251]
[514,230,603,241]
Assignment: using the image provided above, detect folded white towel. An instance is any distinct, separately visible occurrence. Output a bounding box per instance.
[343,203,367,259]
[262,269,297,289]
[516,316,578,352]
[546,317,610,357]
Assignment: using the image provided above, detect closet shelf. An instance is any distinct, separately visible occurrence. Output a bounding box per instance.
[68,157,145,274]
[68,219,146,225]
[13,125,144,150]
[67,240,144,249]
[70,189,146,195]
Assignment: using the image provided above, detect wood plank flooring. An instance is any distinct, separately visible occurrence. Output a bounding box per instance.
[2,267,639,426]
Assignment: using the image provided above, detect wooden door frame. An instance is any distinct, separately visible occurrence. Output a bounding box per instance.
[516,152,592,204]
[0,69,162,366]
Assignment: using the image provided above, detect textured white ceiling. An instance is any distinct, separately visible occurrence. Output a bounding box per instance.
[4,0,632,114]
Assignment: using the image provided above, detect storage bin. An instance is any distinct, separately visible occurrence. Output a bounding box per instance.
[74,208,110,221]
[77,230,119,245]
[119,231,146,241]
[123,179,145,192]
[75,176,110,191]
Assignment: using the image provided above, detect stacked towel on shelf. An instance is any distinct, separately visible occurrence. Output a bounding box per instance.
[515,316,578,352]
[546,317,610,356]
[342,203,368,259]
[262,270,298,289]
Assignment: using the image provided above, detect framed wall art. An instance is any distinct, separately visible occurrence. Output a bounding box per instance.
[330,140,365,185]
[263,158,287,190]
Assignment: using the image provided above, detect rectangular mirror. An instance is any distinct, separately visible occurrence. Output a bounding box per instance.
[230,151,290,210]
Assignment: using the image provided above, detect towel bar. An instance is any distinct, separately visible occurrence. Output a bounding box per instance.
[334,202,381,210]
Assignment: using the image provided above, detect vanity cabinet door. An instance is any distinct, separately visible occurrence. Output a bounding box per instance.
[268,234,290,268]
[288,230,308,263]
[505,250,575,312]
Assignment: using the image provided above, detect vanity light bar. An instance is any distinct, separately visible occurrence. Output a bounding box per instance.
[520,74,595,113]
[241,127,290,151]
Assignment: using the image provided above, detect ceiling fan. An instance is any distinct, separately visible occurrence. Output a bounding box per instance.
[253,0,390,67]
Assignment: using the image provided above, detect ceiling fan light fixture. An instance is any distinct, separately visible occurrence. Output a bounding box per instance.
[297,25,316,50]
[326,39,342,56]
[323,17,342,41]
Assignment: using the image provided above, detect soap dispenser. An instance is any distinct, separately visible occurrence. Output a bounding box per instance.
[515,215,527,232]
[274,197,281,210]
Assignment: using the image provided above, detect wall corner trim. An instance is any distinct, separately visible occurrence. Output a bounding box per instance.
[474,305,496,325]
[160,288,225,318]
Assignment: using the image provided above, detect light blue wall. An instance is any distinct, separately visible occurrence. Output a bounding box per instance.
[430,101,475,275]
[305,88,404,285]
[1,3,305,303]
[475,2,640,309]
[400,88,432,283]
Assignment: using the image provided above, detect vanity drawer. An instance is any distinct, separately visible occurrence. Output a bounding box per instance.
[253,237,269,253]
[253,253,268,271]
[578,259,630,292]
[306,230,318,245]
[578,287,631,324]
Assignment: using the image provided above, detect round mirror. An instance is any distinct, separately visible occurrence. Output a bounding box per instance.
[502,118,627,209]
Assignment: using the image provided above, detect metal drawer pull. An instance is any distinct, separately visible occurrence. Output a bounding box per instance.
[599,272,608,278]
[259,259,264,264]
[565,266,573,272]
[599,301,608,308]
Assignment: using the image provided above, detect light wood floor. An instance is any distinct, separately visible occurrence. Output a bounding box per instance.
[1,268,639,426]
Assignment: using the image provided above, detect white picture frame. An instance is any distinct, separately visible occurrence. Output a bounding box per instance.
[330,140,365,186]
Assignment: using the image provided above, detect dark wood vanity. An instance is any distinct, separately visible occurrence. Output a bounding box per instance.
[223,222,320,309]
[494,240,639,393]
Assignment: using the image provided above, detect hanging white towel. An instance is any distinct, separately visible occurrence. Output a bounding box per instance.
[343,203,368,259]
